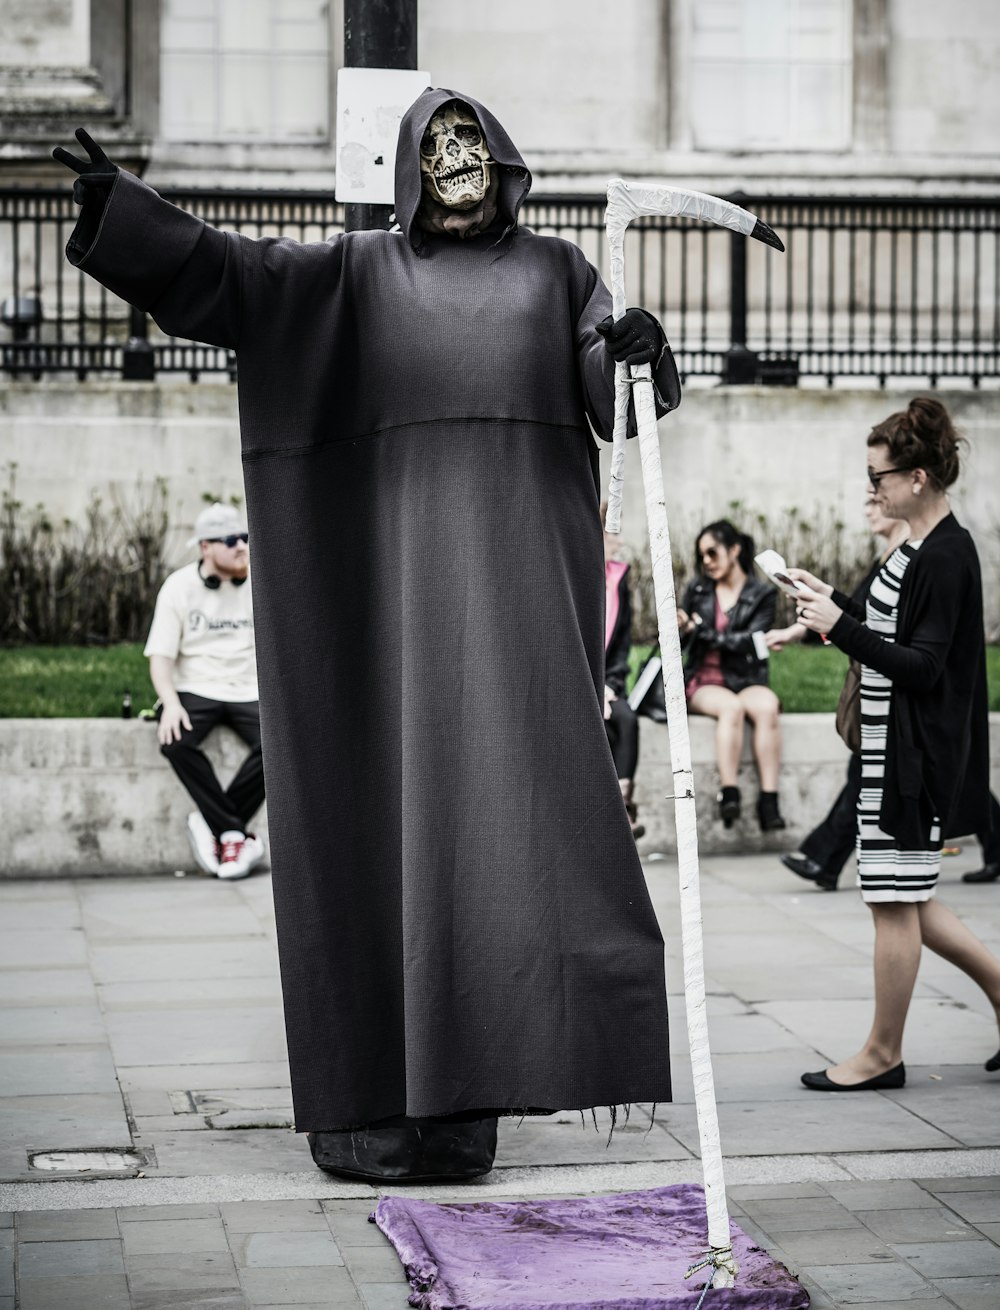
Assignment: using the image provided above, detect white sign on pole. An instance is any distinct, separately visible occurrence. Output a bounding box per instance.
[335,67,431,205]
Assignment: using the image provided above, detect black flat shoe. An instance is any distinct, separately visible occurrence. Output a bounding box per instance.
[801,1063,905,1092]
[962,863,1000,884]
[985,1050,1000,1072]
[782,852,839,892]
[718,786,741,828]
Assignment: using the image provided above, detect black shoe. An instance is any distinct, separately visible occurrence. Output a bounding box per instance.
[801,1062,905,1092]
[986,1050,1000,1072]
[962,863,1000,884]
[757,792,787,832]
[718,786,741,828]
[308,1116,497,1183]
[782,852,839,892]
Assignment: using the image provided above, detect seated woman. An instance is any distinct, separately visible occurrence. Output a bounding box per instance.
[679,520,785,830]
[602,502,644,840]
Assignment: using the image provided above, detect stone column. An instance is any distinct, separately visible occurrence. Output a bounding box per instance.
[0,0,148,179]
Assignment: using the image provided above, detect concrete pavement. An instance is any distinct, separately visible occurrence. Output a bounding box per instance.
[2,848,1000,1307]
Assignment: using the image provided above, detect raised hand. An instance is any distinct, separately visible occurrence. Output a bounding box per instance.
[595,308,664,367]
[52,128,117,205]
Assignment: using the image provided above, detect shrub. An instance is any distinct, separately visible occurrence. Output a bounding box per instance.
[0,466,171,646]
[625,500,875,642]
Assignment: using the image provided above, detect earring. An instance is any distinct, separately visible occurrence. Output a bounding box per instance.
[913,484,921,496]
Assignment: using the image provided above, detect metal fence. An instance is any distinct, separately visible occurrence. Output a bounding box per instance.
[2,187,998,386]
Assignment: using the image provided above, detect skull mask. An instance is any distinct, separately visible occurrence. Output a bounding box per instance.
[419,102,493,211]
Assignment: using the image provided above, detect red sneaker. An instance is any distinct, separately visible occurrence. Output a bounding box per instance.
[217,830,249,880]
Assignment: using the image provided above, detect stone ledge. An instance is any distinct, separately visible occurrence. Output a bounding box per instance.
[2,715,998,876]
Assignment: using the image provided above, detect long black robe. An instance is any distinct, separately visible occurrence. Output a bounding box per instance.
[67,88,677,1130]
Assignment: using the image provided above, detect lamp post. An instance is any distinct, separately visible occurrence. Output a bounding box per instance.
[343,0,418,233]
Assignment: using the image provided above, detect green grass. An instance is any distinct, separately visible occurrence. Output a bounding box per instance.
[2,642,999,717]
[629,642,1000,714]
[0,644,154,718]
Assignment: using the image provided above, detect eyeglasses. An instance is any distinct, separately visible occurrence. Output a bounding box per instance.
[207,533,248,548]
[867,467,910,490]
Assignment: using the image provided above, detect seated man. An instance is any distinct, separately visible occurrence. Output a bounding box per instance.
[145,502,265,879]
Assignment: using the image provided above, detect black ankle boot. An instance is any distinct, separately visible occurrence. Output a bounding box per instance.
[717,785,741,827]
[757,791,786,831]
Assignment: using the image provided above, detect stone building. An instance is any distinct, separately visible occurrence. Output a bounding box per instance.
[1,0,998,627]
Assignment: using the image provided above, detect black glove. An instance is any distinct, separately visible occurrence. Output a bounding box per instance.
[595,308,664,367]
[52,128,118,206]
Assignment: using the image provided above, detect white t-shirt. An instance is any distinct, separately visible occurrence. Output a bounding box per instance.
[144,562,258,702]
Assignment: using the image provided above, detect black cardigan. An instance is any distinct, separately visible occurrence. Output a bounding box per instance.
[681,575,776,694]
[828,513,992,848]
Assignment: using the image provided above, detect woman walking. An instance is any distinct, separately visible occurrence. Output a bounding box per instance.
[792,398,999,1089]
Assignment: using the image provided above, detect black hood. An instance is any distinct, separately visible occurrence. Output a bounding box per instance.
[394,87,531,250]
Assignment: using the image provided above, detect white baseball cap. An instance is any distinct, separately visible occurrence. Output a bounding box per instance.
[186,502,248,548]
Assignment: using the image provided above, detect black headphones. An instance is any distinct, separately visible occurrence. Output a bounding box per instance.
[198,561,247,590]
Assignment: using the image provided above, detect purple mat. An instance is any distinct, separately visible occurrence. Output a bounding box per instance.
[373,1184,809,1309]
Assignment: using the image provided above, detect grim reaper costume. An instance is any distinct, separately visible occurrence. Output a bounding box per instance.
[57,88,680,1178]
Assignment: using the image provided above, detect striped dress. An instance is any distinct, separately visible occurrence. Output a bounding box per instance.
[857,541,941,903]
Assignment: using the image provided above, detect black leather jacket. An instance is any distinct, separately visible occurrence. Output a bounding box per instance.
[681,575,776,693]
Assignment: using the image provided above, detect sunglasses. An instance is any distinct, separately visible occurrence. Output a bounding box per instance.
[867,467,910,490]
[700,546,721,561]
[207,533,249,548]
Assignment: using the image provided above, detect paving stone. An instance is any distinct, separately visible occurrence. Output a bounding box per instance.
[141,1130,310,1176]
[321,1211,385,1248]
[0,1045,118,1097]
[17,1272,131,1310]
[930,1275,1000,1309]
[0,1215,9,1227]
[728,1182,832,1201]
[920,1190,1000,1224]
[16,1209,120,1241]
[99,976,280,1009]
[239,1266,361,1305]
[882,1071,1000,1147]
[823,1180,941,1211]
[125,1250,242,1306]
[339,1245,406,1283]
[668,1047,833,1102]
[800,1260,942,1303]
[970,1221,1000,1243]
[0,970,94,1006]
[662,1095,954,1156]
[919,1177,1000,1194]
[738,1196,864,1232]
[221,1201,329,1233]
[758,998,999,1067]
[0,1092,130,1155]
[855,1206,977,1243]
[105,1006,287,1067]
[0,900,81,931]
[89,939,278,987]
[18,1237,125,1277]
[889,1239,1000,1278]
[229,1231,343,1269]
[358,1285,412,1309]
[765,1227,896,1265]
[117,1203,223,1222]
[0,1004,106,1045]
[0,930,88,970]
[118,1061,290,1093]
[495,1115,690,1165]
[122,1217,230,1255]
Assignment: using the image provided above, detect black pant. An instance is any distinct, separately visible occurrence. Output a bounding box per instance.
[159,692,265,838]
[979,792,1000,865]
[605,695,639,779]
[801,752,862,877]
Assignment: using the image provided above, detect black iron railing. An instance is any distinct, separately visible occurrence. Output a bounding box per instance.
[2,187,998,385]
